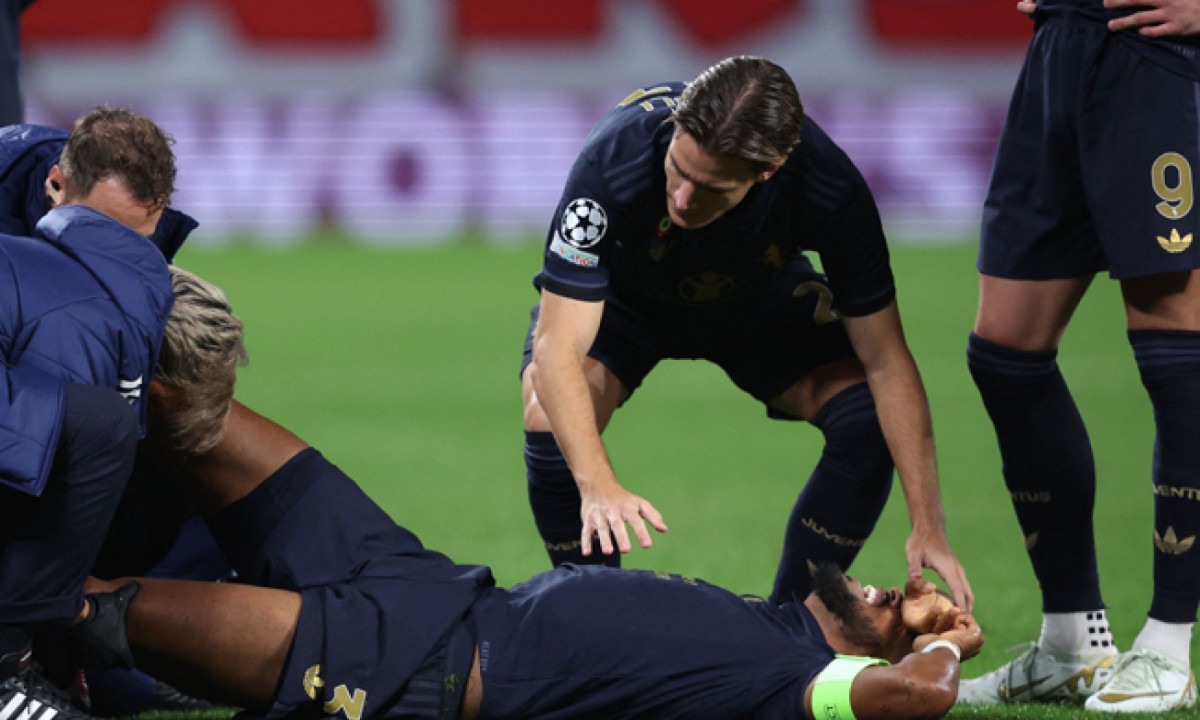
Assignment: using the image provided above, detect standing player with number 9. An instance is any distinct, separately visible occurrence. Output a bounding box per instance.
[959,0,1200,712]
[519,56,973,613]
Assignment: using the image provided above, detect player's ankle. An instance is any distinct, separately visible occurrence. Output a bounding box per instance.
[1132,618,1194,669]
[1040,610,1118,660]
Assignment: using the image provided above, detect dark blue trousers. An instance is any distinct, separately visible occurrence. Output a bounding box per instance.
[0,385,138,634]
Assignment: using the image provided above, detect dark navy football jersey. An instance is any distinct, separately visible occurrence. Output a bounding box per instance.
[536,82,895,322]
[474,565,832,719]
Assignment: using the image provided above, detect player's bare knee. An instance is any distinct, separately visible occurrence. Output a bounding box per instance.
[1121,271,1200,330]
[775,359,865,421]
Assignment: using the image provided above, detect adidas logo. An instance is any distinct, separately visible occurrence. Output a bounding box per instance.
[1155,526,1196,555]
[0,691,63,720]
[117,376,143,403]
[0,658,86,720]
[1157,228,1193,254]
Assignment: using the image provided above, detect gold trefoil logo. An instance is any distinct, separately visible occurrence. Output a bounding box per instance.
[1157,228,1193,254]
[1155,526,1196,555]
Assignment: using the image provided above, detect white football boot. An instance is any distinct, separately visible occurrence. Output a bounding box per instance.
[1084,649,1197,713]
[957,641,1116,704]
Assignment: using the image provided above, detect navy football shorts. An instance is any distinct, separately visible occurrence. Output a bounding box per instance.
[206,449,490,720]
[521,266,857,419]
[981,16,1200,280]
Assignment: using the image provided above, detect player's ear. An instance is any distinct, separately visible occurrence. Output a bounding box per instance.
[756,164,782,183]
[148,379,184,415]
[45,165,66,207]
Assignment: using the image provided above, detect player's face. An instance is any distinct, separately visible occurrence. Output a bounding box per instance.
[664,131,762,229]
[841,575,915,664]
[813,564,918,664]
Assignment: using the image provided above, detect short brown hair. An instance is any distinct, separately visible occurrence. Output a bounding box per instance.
[59,106,177,212]
[670,56,804,173]
[155,266,247,455]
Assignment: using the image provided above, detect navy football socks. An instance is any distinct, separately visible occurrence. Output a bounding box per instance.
[967,332,1103,612]
[770,383,893,604]
[1129,329,1200,623]
[525,431,617,568]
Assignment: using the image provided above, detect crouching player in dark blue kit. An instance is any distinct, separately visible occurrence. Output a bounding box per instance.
[958,0,1200,712]
[520,55,973,611]
[81,276,984,720]
[0,107,178,718]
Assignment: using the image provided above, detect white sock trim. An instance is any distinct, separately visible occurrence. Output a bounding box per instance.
[1041,610,1117,657]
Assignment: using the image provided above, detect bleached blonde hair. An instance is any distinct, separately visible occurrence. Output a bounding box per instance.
[154,265,247,454]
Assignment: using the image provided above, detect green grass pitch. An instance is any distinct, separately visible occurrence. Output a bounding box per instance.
[167,238,1197,720]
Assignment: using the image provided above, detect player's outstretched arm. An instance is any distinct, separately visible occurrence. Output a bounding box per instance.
[843,302,974,611]
[1105,0,1200,35]
[530,290,668,555]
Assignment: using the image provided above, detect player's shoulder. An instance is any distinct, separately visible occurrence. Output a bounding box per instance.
[0,123,68,146]
[0,124,68,166]
[0,230,93,285]
[562,82,680,214]
[793,116,859,176]
[775,115,867,204]
[579,82,681,168]
[0,232,105,327]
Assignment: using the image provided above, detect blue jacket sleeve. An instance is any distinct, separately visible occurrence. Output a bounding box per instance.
[0,249,66,496]
[0,361,66,496]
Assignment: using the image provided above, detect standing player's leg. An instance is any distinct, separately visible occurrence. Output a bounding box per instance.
[1076,33,1200,712]
[766,359,894,605]
[962,275,1121,705]
[521,304,636,568]
[719,275,894,605]
[1083,271,1200,712]
[956,13,1129,705]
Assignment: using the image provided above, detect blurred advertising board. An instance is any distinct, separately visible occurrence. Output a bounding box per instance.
[21,0,1029,243]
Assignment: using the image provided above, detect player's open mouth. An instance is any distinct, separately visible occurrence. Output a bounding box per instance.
[862,585,898,607]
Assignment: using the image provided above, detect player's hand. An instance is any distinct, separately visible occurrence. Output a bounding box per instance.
[1016,1,1038,16]
[904,528,974,612]
[1105,0,1200,36]
[938,613,984,661]
[912,613,984,661]
[579,485,668,556]
[900,578,954,634]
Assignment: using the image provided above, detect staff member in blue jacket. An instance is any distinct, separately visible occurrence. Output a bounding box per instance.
[0,106,178,720]
[0,117,230,716]
[0,122,197,262]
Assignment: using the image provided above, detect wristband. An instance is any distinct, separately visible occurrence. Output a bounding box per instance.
[921,639,962,661]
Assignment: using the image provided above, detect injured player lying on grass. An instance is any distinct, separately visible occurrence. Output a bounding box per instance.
[88,408,984,720]
[79,267,985,720]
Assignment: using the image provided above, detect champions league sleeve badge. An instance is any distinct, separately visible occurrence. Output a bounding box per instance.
[559,198,608,248]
